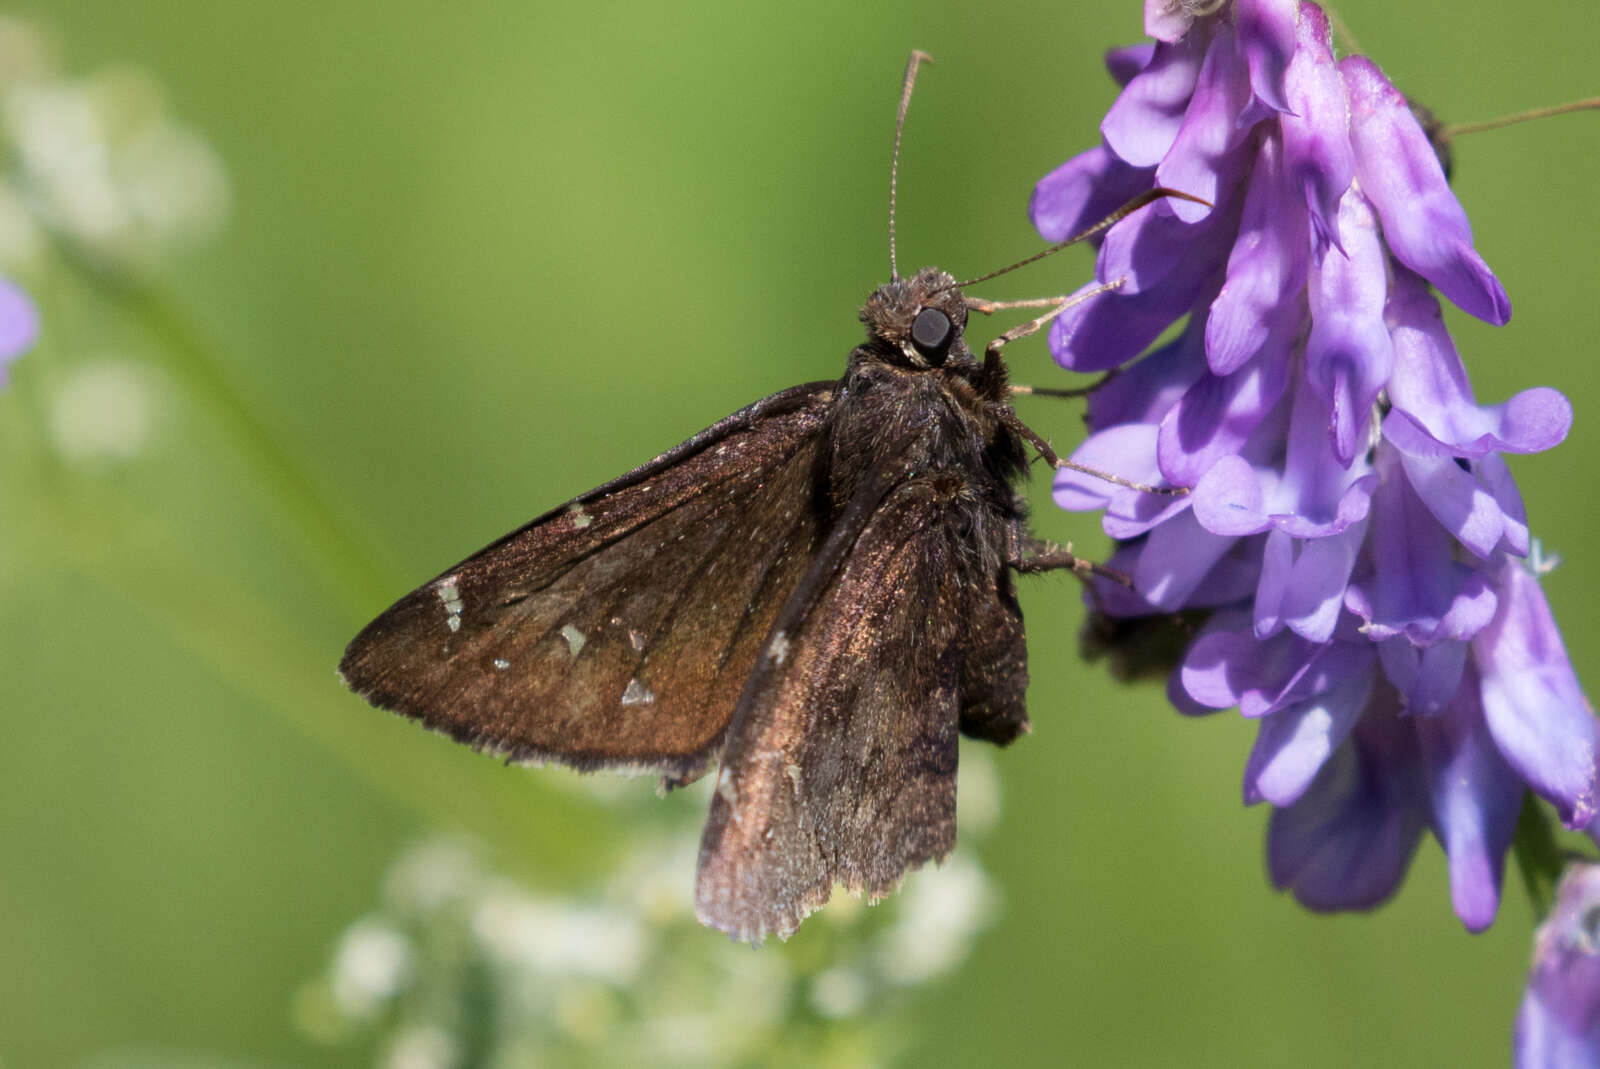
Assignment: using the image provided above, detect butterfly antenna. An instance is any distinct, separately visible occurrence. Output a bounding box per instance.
[889,50,933,281]
[950,187,1209,291]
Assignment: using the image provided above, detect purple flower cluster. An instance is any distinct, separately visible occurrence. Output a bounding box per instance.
[1517,862,1600,1066]
[1037,0,1594,930]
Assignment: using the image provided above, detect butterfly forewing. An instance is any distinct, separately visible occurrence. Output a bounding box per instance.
[342,254,1061,943]
[694,468,1012,941]
[339,383,836,781]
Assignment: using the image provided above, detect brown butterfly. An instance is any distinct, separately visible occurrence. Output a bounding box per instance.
[340,53,1194,942]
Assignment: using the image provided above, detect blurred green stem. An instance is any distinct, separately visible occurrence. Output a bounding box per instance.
[56,240,399,611]
[40,242,609,877]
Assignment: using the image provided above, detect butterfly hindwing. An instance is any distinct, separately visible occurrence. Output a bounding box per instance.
[339,382,837,782]
[693,466,1021,940]
[956,560,1030,744]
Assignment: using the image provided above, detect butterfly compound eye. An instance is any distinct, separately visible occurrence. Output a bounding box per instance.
[910,307,953,364]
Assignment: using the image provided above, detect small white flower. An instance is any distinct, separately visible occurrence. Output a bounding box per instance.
[875,855,998,985]
[2,58,228,269]
[809,966,872,1019]
[382,838,483,915]
[330,918,412,1019]
[956,744,1003,836]
[49,359,160,462]
[472,883,647,985]
[382,1025,458,1069]
[607,831,699,924]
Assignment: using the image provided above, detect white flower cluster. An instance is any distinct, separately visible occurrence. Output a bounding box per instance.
[299,750,1005,1068]
[0,17,228,274]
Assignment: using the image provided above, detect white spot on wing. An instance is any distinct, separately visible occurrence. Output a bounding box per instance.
[435,575,464,633]
[568,502,593,529]
[628,629,646,652]
[492,658,510,670]
[621,678,654,706]
[560,624,586,657]
[785,763,803,797]
[768,630,791,666]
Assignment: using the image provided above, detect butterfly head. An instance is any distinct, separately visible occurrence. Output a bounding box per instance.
[858,266,973,371]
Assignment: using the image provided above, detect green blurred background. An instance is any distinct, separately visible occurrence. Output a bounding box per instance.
[3,1,1595,1065]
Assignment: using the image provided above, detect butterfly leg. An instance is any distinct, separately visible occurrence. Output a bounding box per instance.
[965,295,1075,315]
[1010,540,1133,587]
[1007,368,1120,401]
[994,405,1184,497]
[975,285,1185,500]
[981,294,1078,367]
[965,298,1120,399]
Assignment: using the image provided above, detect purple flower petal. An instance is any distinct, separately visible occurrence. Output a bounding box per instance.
[1088,317,1208,429]
[1516,863,1600,1067]
[1051,273,1212,372]
[1235,0,1299,114]
[1193,453,1272,535]
[1245,658,1375,805]
[1517,983,1600,1069]
[1155,26,1256,223]
[1053,424,1155,512]
[1181,615,1271,709]
[1477,454,1531,557]
[1204,130,1309,376]
[1344,449,1499,644]
[1278,520,1367,642]
[1267,375,1377,538]
[1389,443,1509,561]
[1268,706,1427,912]
[1415,675,1521,931]
[1254,527,1294,637]
[1377,637,1468,715]
[1105,43,1156,87]
[1135,507,1238,610]
[1168,662,1221,717]
[1386,268,1568,456]
[1085,542,1165,619]
[1144,0,1203,43]
[1103,32,1210,167]
[1055,423,1191,541]
[1384,411,1533,560]
[1305,189,1392,466]
[1177,532,1274,609]
[1181,619,1371,718]
[1157,349,1290,487]
[1279,3,1354,251]
[1475,561,1599,828]
[1342,55,1510,325]
[1031,143,1156,244]
[1099,200,1211,295]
